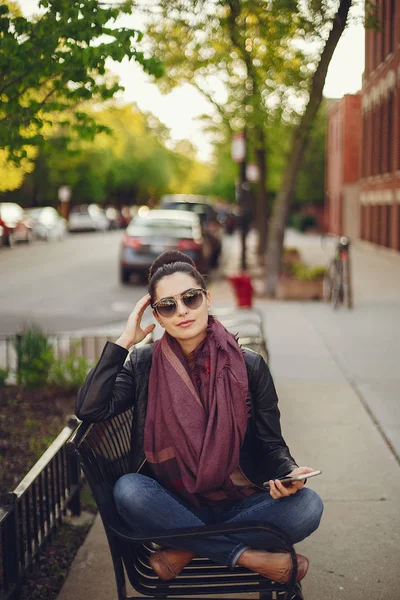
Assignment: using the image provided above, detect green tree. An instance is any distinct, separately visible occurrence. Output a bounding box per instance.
[265,0,354,296]
[3,103,213,207]
[143,0,313,256]
[295,101,327,206]
[0,0,162,161]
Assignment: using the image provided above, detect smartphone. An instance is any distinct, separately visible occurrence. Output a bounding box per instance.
[262,470,322,490]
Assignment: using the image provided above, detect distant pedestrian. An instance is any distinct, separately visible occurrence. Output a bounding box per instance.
[76,250,323,584]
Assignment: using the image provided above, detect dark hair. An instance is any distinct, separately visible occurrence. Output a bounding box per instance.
[148,251,206,300]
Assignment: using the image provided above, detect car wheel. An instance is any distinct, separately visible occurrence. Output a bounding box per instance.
[120,267,131,284]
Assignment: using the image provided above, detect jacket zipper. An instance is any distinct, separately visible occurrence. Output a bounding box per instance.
[137,458,147,473]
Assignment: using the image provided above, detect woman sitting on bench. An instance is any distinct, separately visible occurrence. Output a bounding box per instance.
[76,251,323,584]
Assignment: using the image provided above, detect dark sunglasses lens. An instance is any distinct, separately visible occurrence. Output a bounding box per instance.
[183,290,203,310]
[157,300,177,318]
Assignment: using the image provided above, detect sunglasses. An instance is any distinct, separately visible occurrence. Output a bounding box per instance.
[152,288,206,319]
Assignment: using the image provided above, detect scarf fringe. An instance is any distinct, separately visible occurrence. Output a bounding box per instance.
[193,317,251,418]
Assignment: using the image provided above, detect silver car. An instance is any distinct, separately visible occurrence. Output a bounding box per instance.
[26,207,67,241]
[119,209,210,284]
[69,204,109,232]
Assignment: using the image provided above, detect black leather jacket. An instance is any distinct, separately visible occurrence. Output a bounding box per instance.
[76,342,297,488]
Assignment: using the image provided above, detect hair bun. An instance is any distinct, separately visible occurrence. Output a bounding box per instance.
[149,250,195,280]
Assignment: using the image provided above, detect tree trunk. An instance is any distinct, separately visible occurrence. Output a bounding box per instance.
[255,127,268,262]
[265,0,353,297]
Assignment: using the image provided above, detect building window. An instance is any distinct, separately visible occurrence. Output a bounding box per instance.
[362,115,367,177]
[382,98,388,173]
[398,207,400,251]
[398,89,400,170]
[386,204,392,248]
[370,109,375,176]
[389,0,395,53]
[376,205,382,244]
[369,111,373,176]
[379,102,385,174]
[370,206,375,241]
[374,0,381,68]
[361,116,364,178]
[361,205,367,240]
[381,0,386,62]
[388,91,394,172]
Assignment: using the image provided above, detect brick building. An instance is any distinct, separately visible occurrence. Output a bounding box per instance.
[326,1,400,252]
[325,94,362,239]
[360,0,400,251]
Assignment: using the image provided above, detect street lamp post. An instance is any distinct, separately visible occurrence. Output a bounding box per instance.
[58,186,71,220]
[231,130,250,270]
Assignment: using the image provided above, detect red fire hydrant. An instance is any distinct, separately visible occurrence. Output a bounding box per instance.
[228,272,254,308]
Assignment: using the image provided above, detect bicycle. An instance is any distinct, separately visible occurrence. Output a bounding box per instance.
[322,235,353,309]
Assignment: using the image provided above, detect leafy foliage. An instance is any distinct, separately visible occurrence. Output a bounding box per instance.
[144,0,316,131]
[281,252,326,281]
[14,326,55,388]
[295,101,328,205]
[13,326,91,391]
[48,344,91,390]
[4,104,213,204]
[288,212,318,231]
[0,367,8,387]
[0,0,162,160]
[291,263,326,281]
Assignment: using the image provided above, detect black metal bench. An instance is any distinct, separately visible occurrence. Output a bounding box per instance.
[68,404,304,600]
[212,307,269,363]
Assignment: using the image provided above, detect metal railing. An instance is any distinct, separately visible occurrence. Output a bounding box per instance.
[0,416,81,600]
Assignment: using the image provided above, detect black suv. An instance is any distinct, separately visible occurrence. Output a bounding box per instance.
[160,195,223,267]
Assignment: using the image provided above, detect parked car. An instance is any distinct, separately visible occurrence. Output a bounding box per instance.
[0,222,5,247]
[26,206,67,241]
[68,204,109,232]
[119,209,209,284]
[0,202,32,246]
[105,206,125,230]
[160,194,223,267]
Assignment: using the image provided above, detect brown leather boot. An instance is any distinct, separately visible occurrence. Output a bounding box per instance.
[148,549,196,581]
[237,549,309,584]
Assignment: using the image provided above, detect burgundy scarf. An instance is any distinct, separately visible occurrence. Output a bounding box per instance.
[144,316,249,506]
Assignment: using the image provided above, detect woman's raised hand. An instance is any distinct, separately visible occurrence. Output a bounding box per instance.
[115,294,156,350]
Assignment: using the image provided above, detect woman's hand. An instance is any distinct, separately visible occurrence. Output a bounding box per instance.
[267,466,316,500]
[115,294,156,350]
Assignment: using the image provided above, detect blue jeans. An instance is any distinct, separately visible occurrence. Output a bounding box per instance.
[113,474,323,569]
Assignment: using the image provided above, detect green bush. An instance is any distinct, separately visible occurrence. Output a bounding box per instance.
[14,327,55,388]
[12,328,91,390]
[49,344,91,390]
[291,262,326,281]
[289,213,318,232]
[0,367,8,387]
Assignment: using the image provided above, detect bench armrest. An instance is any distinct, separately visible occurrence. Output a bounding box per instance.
[107,518,293,552]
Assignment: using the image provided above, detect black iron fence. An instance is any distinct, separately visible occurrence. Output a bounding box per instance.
[0,416,81,600]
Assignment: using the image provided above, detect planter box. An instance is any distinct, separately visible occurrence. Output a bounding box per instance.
[276,278,323,300]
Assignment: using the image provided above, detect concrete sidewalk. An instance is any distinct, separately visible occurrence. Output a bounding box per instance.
[58,231,400,600]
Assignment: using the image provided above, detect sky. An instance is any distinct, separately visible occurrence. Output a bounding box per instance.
[17,0,365,161]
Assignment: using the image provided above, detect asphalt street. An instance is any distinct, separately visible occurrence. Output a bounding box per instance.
[1,230,155,335]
